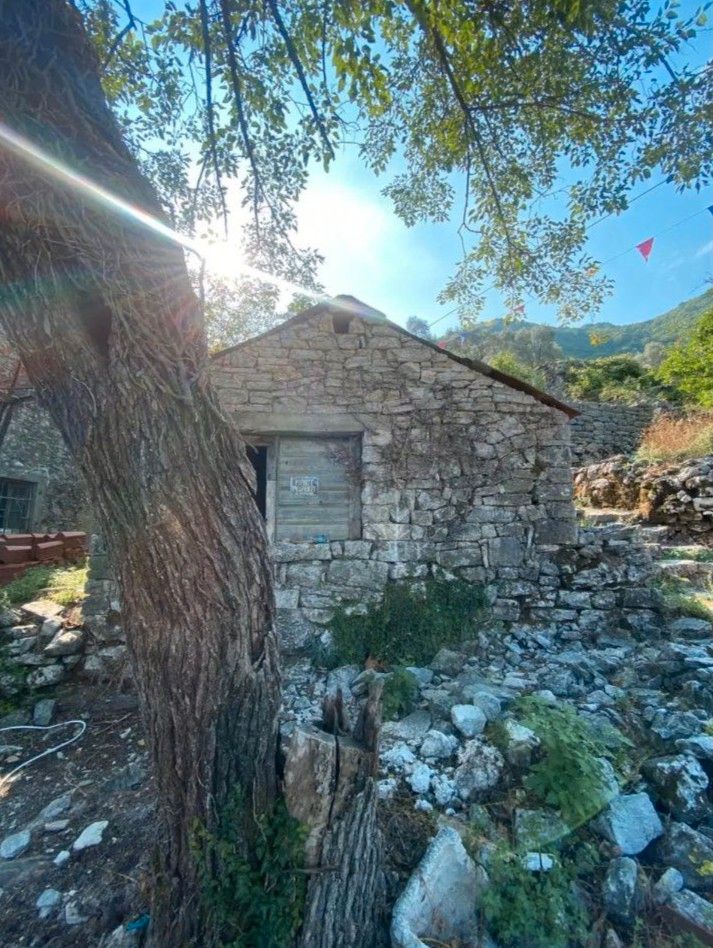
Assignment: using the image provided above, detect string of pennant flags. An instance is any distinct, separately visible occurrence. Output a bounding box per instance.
[429,202,713,329]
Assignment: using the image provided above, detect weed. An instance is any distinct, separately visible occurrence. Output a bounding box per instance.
[0,563,87,609]
[382,667,418,720]
[515,697,624,826]
[328,579,487,667]
[657,578,713,623]
[479,845,589,948]
[0,643,32,715]
[637,412,713,463]
[192,787,306,947]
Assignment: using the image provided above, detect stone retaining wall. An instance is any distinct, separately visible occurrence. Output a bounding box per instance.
[569,400,658,466]
[75,521,663,671]
[574,455,713,545]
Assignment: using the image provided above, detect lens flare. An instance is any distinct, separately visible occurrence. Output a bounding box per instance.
[0,120,326,304]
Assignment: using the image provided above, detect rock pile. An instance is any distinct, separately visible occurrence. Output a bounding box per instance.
[574,454,713,544]
[0,597,126,706]
[282,580,713,944]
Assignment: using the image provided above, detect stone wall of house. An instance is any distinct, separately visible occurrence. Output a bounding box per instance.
[569,400,658,466]
[212,309,579,648]
[8,520,659,695]
[0,398,91,531]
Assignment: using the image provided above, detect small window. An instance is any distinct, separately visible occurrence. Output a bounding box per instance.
[0,478,36,533]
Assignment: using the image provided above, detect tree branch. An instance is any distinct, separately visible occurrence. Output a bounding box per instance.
[264,0,335,161]
[406,1,517,258]
[101,0,137,71]
[217,0,263,236]
[199,0,228,236]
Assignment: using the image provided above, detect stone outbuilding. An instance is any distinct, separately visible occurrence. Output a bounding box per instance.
[211,296,579,649]
[1,298,581,647]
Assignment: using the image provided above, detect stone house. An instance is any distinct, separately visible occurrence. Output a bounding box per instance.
[0,341,88,533]
[0,298,581,647]
[211,296,579,649]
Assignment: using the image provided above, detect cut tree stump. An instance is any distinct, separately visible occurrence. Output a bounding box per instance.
[284,689,385,947]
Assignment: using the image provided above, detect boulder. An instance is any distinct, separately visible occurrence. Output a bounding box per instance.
[381,743,417,773]
[454,739,504,801]
[665,889,713,940]
[593,792,663,855]
[382,711,432,744]
[391,827,486,948]
[643,755,709,823]
[26,664,64,688]
[72,820,108,851]
[32,698,56,727]
[408,763,435,796]
[654,822,713,891]
[649,709,703,743]
[429,649,463,677]
[676,735,713,760]
[44,628,85,657]
[514,809,570,849]
[450,705,486,739]
[36,888,61,919]
[602,857,644,926]
[500,719,540,768]
[420,730,459,760]
[0,829,31,860]
[466,690,502,721]
[652,868,684,905]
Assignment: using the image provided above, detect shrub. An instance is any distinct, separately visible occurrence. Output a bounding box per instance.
[192,788,307,947]
[328,579,487,667]
[565,354,675,404]
[516,696,624,826]
[657,307,713,409]
[479,845,589,948]
[488,351,547,390]
[0,562,88,609]
[637,412,713,462]
[381,667,418,720]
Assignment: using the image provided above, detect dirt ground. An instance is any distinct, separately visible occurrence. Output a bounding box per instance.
[0,684,152,946]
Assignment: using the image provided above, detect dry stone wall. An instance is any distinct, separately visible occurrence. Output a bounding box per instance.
[569,400,657,466]
[574,455,713,545]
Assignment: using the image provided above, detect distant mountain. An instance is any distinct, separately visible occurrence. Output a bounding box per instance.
[455,287,713,360]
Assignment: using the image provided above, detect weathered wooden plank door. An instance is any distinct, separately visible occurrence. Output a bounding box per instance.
[275,436,361,542]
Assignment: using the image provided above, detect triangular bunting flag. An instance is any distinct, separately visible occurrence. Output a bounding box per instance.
[636,237,654,262]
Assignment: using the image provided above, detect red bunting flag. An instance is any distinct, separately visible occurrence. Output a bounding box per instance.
[636,237,654,262]
[437,340,447,349]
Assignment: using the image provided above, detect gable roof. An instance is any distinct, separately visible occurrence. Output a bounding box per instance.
[212,295,579,419]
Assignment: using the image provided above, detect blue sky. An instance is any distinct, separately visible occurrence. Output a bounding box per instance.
[134,0,712,334]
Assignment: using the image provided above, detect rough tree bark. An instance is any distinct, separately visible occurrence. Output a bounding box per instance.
[0,1,280,943]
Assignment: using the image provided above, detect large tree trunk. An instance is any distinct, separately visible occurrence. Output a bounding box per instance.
[0,2,280,943]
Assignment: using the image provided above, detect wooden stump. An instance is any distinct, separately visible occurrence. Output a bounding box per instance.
[284,691,385,947]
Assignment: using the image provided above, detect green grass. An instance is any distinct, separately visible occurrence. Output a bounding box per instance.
[658,548,713,563]
[328,578,487,667]
[0,562,88,609]
[658,577,713,623]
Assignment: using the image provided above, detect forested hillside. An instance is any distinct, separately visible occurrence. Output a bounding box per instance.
[457,287,713,359]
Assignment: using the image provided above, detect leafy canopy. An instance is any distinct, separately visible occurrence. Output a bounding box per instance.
[80,0,712,322]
